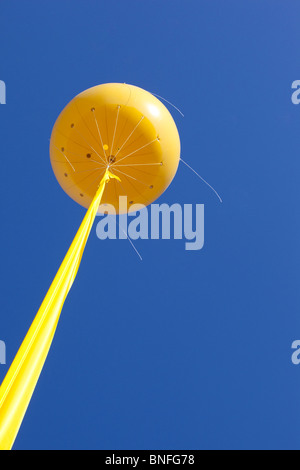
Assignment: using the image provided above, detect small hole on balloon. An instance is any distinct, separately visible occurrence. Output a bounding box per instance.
[91,107,95,112]
[61,147,65,152]
[149,185,154,189]
[64,173,68,177]
[71,123,75,128]
[87,153,91,158]
[129,201,134,205]
[80,193,84,197]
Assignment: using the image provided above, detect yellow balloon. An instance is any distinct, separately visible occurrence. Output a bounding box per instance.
[50,83,181,213]
[0,84,181,450]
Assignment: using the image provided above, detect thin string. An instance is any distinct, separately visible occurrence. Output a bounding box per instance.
[113,162,165,180]
[114,116,145,158]
[114,162,162,167]
[68,166,104,175]
[150,92,184,117]
[115,138,158,165]
[112,167,151,187]
[115,170,153,207]
[52,132,91,153]
[52,144,76,172]
[92,109,108,162]
[51,143,107,173]
[66,168,103,191]
[111,106,121,155]
[73,127,107,166]
[116,219,143,261]
[52,159,105,167]
[85,169,106,193]
[180,158,223,203]
[119,166,159,180]
[75,103,105,155]
[59,148,103,166]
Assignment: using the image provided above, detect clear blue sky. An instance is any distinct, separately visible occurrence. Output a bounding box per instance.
[0,0,300,450]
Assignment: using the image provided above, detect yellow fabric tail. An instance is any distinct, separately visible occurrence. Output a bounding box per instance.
[0,169,119,450]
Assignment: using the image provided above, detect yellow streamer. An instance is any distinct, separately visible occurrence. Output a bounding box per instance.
[0,169,120,450]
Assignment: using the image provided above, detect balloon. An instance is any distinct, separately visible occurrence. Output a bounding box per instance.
[0,84,181,450]
[50,83,181,213]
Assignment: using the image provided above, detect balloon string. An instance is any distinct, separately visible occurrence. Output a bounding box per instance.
[180,158,223,203]
[52,159,103,166]
[50,140,101,167]
[112,167,154,209]
[73,126,106,166]
[115,116,145,158]
[112,167,150,187]
[150,92,184,117]
[111,106,121,155]
[66,168,103,190]
[51,145,106,169]
[51,143,76,172]
[115,138,159,165]
[114,162,162,167]
[91,109,108,162]
[117,220,143,261]
[69,165,105,174]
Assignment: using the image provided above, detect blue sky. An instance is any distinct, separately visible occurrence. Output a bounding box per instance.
[1,0,300,450]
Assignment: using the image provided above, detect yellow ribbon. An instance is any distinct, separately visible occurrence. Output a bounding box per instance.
[0,169,120,450]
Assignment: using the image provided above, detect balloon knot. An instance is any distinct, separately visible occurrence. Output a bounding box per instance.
[105,169,121,183]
